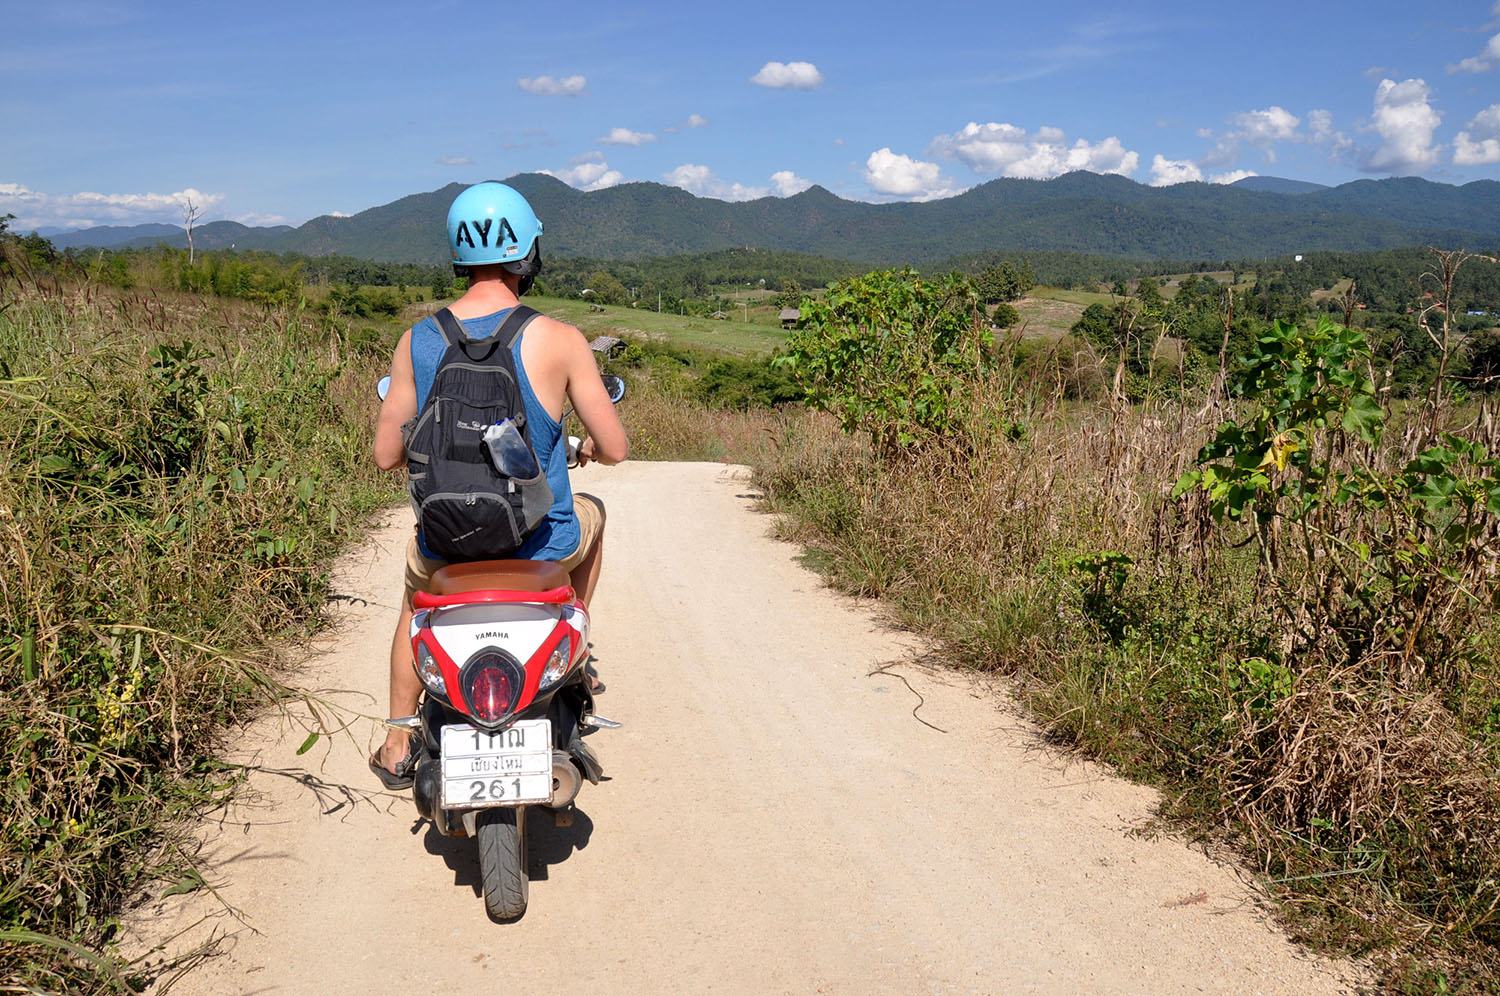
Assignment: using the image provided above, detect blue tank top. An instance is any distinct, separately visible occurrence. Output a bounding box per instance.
[410,308,579,562]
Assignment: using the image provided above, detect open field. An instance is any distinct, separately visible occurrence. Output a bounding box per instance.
[525,295,789,354]
[1013,294,1088,339]
[1031,285,1115,307]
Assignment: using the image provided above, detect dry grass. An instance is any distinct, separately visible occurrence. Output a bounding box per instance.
[741,370,1500,990]
[0,282,396,990]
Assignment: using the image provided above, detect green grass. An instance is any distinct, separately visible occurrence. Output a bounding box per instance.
[1013,295,1087,340]
[1030,286,1115,308]
[503,294,789,356]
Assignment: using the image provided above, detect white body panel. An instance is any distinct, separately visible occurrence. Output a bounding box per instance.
[411,601,590,672]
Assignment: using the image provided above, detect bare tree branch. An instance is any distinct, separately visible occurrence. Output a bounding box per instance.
[181,197,203,266]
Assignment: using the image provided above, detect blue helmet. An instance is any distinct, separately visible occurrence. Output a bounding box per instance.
[446,181,543,276]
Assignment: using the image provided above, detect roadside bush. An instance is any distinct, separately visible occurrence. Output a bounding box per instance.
[0,285,395,990]
[777,269,989,452]
[753,264,1500,986]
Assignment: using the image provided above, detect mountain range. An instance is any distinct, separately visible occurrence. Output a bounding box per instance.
[42,172,1500,264]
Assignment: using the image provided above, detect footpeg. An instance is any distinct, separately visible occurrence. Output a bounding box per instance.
[580,714,622,730]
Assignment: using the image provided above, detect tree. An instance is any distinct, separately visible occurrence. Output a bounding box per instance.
[774,277,803,310]
[975,261,1034,304]
[181,197,203,265]
[777,269,988,452]
[1135,276,1164,312]
[991,301,1019,329]
[584,270,629,306]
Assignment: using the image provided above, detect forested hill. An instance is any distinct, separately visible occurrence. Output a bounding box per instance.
[47,171,1500,264]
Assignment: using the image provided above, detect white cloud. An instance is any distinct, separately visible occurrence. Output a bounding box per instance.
[686,113,708,128]
[662,163,769,201]
[1148,156,1203,186]
[516,74,586,97]
[436,154,473,166]
[863,148,962,201]
[1200,105,1302,167]
[1454,104,1500,165]
[1210,169,1258,185]
[599,127,655,146]
[0,182,224,229]
[1307,108,1355,157]
[1229,106,1300,144]
[1450,32,1500,73]
[751,61,823,90]
[770,170,813,196]
[327,211,351,218]
[543,153,624,192]
[1362,78,1443,173]
[928,122,1139,180]
[234,211,289,226]
[0,182,39,201]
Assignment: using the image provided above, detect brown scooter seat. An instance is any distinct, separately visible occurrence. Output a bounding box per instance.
[428,560,570,595]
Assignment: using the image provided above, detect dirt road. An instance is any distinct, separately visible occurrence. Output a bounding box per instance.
[128,462,1355,994]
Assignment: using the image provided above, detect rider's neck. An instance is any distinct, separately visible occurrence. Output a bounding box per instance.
[449,268,521,320]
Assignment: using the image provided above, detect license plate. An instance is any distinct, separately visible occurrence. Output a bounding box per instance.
[440,720,553,809]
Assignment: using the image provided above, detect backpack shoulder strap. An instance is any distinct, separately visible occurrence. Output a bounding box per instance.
[431,307,465,347]
[496,306,542,349]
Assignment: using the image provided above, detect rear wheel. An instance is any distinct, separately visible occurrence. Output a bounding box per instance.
[475,807,528,921]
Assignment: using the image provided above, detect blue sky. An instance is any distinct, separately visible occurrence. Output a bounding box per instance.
[4,0,1500,230]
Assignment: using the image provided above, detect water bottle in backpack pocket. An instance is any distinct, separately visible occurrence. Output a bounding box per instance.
[483,417,541,479]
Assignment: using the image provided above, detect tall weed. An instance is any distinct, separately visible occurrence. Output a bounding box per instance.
[752,275,1500,988]
[0,285,395,990]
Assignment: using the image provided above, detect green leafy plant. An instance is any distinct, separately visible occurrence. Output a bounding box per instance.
[1063,550,1136,642]
[776,269,988,452]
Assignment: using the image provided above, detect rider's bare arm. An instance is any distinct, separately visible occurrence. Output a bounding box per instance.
[557,321,629,465]
[373,328,416,471]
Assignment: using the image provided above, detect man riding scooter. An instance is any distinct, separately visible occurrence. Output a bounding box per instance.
[370,181,629,787]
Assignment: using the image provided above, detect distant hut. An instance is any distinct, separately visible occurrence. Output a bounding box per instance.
[588,335,626,358]
[779,307,801,329]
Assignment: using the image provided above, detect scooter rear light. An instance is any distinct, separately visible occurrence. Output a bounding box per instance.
[469,667,514,722]
[461,650,522,724]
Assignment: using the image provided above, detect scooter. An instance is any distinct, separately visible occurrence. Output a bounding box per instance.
[375,369,625,922]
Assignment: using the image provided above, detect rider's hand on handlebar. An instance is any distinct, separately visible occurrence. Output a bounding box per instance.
[575,436,597,467]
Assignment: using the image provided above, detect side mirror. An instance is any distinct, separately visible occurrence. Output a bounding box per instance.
[376,375,391,401]
[601,374,626,404]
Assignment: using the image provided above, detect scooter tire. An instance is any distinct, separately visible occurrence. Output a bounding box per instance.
[476,807,528,922]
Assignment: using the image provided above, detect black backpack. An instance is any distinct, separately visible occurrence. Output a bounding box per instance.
[403,306,554,561]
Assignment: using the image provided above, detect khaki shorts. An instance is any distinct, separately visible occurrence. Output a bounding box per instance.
[404,492,604,602]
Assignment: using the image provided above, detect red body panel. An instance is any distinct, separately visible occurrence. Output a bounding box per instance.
[412,586,575,610]
[412,589,589,722]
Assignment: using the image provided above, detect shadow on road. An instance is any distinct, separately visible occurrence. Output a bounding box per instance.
[419,808,596,896]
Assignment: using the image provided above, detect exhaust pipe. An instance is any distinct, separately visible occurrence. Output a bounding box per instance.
[549,750,582,808]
